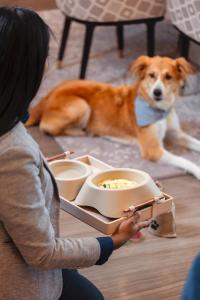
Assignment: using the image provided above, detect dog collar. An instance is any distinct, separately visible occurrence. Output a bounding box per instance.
[135,96,172,127]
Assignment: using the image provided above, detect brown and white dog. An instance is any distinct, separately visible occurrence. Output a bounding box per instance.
[26,56,200,179]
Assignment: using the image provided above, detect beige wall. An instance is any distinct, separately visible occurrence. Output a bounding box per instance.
[0,0,56,10]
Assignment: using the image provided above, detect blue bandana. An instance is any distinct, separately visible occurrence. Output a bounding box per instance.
[135,97,172,127]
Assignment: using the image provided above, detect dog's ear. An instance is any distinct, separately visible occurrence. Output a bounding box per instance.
[175,57,196,79]
[129,56,151,79]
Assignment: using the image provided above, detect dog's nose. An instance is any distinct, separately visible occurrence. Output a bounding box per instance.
[153,89,162,100]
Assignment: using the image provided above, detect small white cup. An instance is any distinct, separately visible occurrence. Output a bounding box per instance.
[49,159,91,200]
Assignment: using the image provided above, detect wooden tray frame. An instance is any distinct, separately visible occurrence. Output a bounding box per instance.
[60,155,173,235]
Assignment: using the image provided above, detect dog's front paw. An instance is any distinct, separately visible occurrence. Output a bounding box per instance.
[192,168,200,180]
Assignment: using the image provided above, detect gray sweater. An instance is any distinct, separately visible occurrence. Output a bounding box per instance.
[0,122,101,300]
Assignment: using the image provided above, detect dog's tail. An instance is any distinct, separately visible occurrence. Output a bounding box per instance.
[25,95,47,127]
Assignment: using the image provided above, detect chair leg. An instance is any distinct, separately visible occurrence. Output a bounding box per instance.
[80,24,95,79]
[116,24,124,58]
[57,16,71,69]
[179,32,190,60]
[146,20,156,57]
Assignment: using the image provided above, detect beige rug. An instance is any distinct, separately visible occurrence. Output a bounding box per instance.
[34,9,200,179]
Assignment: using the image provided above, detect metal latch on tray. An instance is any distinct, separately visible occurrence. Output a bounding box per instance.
[124,195,165,218]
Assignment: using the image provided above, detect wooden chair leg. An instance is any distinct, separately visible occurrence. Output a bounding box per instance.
[57,16,71,69]
[116,24,124,58]
[146,20,156,57]
[80,23,95,79]
[179,32,190,60]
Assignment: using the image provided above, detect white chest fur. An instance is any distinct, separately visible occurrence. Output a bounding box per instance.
[155,118,167,141]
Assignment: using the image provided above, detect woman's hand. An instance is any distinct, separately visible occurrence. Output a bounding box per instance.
[111,212,151,249]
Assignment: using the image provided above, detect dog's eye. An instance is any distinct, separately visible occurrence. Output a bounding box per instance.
[149,73,155,79]
[165,73,172,80]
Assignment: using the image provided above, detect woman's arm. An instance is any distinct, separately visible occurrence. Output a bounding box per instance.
[0,147,101,270]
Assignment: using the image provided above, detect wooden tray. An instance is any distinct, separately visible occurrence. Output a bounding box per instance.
[60,155,173,235]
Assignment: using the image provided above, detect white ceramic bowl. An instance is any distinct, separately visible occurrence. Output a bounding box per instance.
[74,168,163,218]
[49,159,91,200]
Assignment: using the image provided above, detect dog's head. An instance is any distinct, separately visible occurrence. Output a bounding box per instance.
[130,56,195,110]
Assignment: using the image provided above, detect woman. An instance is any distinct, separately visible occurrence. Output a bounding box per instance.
[0,7,150,300]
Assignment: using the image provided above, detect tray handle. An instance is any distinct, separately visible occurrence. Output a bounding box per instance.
[46,150,74,162]
[124,195,165,217]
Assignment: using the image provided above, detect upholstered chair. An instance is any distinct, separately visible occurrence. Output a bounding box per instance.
[56,0,166,79]
[167,0,200,59]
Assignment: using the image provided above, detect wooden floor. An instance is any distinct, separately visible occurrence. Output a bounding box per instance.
[29,127,200,300]
[60,173,200,300]
[0,0,56,10]
[20,1,200,299]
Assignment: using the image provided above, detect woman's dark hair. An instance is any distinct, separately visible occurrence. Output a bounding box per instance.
[0,7,50,135]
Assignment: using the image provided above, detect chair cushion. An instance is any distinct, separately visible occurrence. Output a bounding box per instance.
[56,0,165,22]
[167,0,200,43]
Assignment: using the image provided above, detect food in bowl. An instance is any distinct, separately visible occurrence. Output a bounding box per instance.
[75,168,163,218]
[97,178,137,189]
